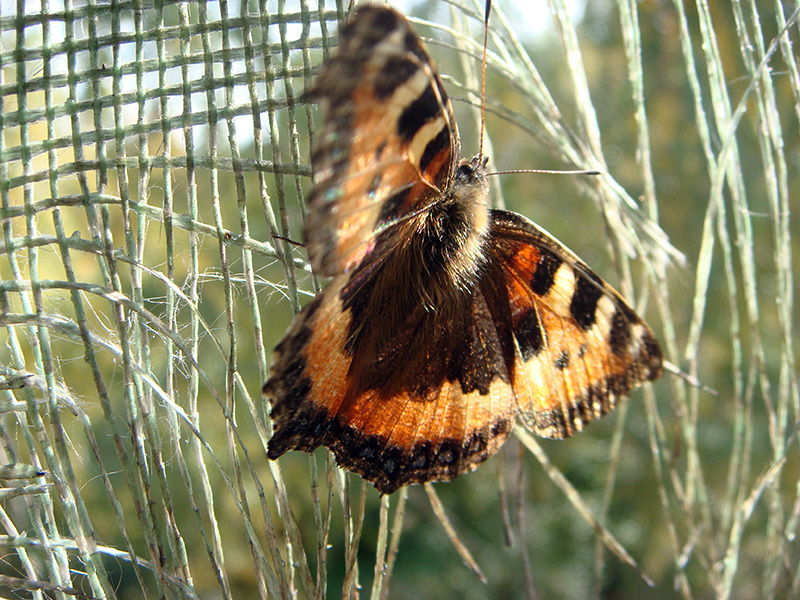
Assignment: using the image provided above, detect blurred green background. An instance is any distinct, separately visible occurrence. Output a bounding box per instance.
[0,1,797,599]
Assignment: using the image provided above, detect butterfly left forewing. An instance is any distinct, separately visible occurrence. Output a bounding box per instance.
[486,209,663,439]
[305,5,460,276]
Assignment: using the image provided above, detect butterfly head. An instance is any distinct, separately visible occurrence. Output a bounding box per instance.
[455,155,489,184]
[450,154,490,244]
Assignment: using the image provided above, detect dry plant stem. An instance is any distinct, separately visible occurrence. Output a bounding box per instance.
[309,453,326,598]
[263,0,301,315]
[341,478,368,599]
[497,451,515,547]
[593,394,630,595]
[379,487,408,600]
[515,426,654,588]
[514,442,536,600]
[369,494,391,600]
[424,483,488,584]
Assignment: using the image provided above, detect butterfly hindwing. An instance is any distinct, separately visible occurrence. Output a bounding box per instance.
[305,5,460,276]
[266,262,516,495]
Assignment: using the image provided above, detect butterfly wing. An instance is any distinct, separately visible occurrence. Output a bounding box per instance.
[305,5,460,276]
[265,263,518,495]
[485,209,663,438]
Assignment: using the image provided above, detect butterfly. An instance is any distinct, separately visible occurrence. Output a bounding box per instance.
[264,4,662,495]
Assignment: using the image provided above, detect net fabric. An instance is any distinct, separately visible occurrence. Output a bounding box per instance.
[0,1,327,597]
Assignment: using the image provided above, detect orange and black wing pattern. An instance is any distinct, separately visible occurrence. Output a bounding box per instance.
[265,267,517,494]
[485,210,662,438]
[303,4,460,276]
[264,208,662,494]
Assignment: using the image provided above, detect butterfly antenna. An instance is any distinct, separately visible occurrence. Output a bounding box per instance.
[478,0,491,159]
[488,168,602,177]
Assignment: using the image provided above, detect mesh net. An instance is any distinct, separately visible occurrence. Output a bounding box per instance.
[0,1,325,597]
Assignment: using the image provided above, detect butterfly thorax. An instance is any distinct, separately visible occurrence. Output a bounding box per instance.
[397,155,491,310]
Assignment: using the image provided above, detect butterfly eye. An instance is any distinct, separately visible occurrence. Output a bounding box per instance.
[456,162,475,180]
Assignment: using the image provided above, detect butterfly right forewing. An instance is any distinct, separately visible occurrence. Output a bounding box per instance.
[485,210,663,439]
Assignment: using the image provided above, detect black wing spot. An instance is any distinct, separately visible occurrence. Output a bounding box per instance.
[345,6,401,54]
[376,186,411,225]
[398,84,439,142]
[436,441,457,466]
[570,272,604,330]
[531,250,562,296]
[515,307,544,360]
[608,305,632,357]
[374,56,418,99]
[419,127,450,174]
